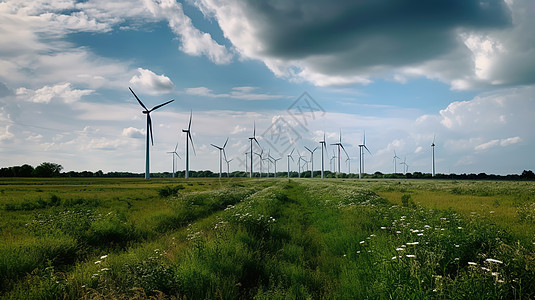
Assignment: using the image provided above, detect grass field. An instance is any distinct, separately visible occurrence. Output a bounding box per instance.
[1,178,534,299]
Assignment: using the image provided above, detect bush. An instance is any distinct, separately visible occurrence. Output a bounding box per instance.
[158,185,185,197]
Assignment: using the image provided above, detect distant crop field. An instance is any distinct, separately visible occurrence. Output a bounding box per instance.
[1,178,534,299]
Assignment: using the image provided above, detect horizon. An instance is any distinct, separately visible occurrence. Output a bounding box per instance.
[1,0,534,176]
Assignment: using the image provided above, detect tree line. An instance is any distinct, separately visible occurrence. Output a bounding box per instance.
[1,162,534,180]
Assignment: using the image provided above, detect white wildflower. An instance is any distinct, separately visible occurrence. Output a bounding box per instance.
[485,258,503,264]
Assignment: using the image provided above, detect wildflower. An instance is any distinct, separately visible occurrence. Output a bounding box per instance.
[485,258,503,264]
[360,241,365,244]
[406,242,419,245]
[94,260,101,264]
[380,226,386,229]
[406,254,416,258]
[457,227,463,229]
[396,248,405,251]
[392,256,398,260]
[100,255,108,259]
[100,268,110,271]
[468,262,477,266]
[455,244,460,248]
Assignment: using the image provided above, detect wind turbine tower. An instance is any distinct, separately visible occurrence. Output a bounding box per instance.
[167,142,181,178]
[248,122,260,178]
[287,148,295,178]
[319,132,327,179]
[182,111,196,179]
[331,130,348,175]
[393,150,400,174]
[431,135,436,177]
[129,87,174,180]
[211,137,229,178]
[304,146,318,178]
[358,131,371,179]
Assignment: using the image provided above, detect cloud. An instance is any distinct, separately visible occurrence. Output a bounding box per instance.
[191,0,535,89]
[0,125,14,141]
[122,127,145,139]
[475,136,521,151]
[231,125,247,134]
[16,83,93,103]
[143,0,232,64]
[129,68,174,93]
[438,86,535,135]
[185,86,284,100]
[0,1,147,90]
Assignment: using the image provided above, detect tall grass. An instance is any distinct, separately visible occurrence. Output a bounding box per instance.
[1,178,534,299]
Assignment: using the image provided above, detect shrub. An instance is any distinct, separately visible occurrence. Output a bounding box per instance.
[401,194,411,207]
[158,185,185,198]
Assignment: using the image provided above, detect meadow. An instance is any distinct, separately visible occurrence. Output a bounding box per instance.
[0,178,534,299]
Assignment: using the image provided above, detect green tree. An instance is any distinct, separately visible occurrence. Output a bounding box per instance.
[32,162,63,177]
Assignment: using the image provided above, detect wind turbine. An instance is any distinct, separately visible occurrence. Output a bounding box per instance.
[254,150,263,178]
[248,122,260,178]
[319,132,327,179]
[272,156,281,177]
[225,157,233,177]
[400,156,408,175]
[167,142,181,178]
[304,146,318,178]
[330,150,337,172]
[358,131,372,179]
[346,156,351,174]
[287,148,295,178]
[297,150,306,178]
[129,87,174,180]
[431,134,436,177]
[331,130,348,175]
[393,150,400,174]
[211,137,229,179]
[262,150,271,177]
[182,111,196,179]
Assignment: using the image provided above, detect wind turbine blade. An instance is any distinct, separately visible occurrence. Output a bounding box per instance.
[304,146,312,153]
[148,114,154,145]
[188,110,192,131]
[174,142,178,152]
[223,148,227,162]
[364,145,372,155]
[253,121,256,137]
[175,153,181,159]
[363,130,366,145]
[341,144,349,158]
[290,148,295,156]
[254,138,261,148]
[129,87,148,111]
[210,143,218,149]
[433,134,436,144]
[223,137,228,148]
[313,146,318,152]
[188,132,196,155]
[150,99,174,112]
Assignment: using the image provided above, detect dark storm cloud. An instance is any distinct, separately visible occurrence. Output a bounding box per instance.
[247,0,511,65]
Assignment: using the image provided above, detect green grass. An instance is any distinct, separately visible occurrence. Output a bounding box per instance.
[1,178,534,299]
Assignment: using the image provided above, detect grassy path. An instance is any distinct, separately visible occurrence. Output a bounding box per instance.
[2,179,534,299]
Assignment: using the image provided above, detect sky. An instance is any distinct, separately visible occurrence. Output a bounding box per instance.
[0,0,534,175]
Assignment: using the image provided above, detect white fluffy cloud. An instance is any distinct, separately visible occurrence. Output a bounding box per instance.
[143,0,232,64]
[16,83,93,104]
[475,136,521,151]
[129,68,174,93]
[122,127,145,139]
